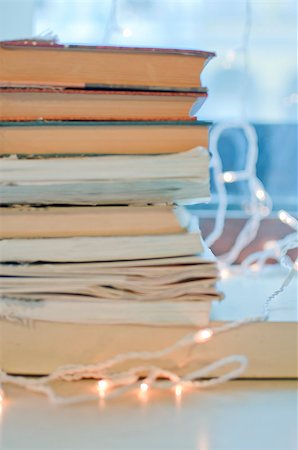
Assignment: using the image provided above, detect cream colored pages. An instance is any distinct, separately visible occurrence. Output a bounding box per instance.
[0,148,210,205]
[0,261,217,277]
[0,276,220,301]
[0,233,203,262]
[1,178,209,205]
[0,267,217,285]
[0,297,211,327]
[0,148,208,182]
[0,256,217,276]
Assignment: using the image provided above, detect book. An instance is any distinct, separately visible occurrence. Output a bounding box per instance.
[0,205,192,239]
[0,88,206,122]
[0,298,212,328]
[0,40,215,91]
[1,316,294,379]
[0,270,295,378]
[0,246,220,302]
[0,251,220,301]
[0,274,220,302]
[0,147,210,205]
[0,121,209,155]
[0,232,203,262]
[0,255,218,275]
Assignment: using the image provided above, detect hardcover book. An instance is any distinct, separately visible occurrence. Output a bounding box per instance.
[0,88,206,122]
[0,40,215,91]
[0,120,210,155]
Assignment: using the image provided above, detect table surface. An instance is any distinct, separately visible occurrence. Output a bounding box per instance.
[1,380,297,450]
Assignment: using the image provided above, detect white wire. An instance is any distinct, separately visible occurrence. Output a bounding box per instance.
[207,121,272,266]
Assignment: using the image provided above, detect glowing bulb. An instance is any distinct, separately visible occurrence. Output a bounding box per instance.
[256,189,266,201]
[194,328,213,343]
[175,384,183,397]
[0,389,4,403]
[259,205,270,216]
[140,382,149,393]
[222,49,237,69]
[250,262,260,272]
[278,210,298,230]
[278,210,288,223]
[223,171,236,183]
[220,268,230,279]
[97,379,108,396]
[122,27,132,37]
[263,240,276,250]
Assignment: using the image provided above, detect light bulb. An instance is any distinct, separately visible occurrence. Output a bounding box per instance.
[220,268,230,279]
[278,210,298,230]
[222,49,237,69]
[278,210,296,226]
[250,262,260,272]
[140,382,149,393]
[223,172,236,183]
[97,379,108,397]
[194,328,213,343]
[175,384,183,397]
[256,189,266,201]
[278,210,289,223]
[263,240,276,250]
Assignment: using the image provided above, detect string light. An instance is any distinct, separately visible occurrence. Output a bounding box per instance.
[256,189,266,201]
[97,379,108,397]
[241,230,297,273]
[194,328,213,343]
[222,171,236,183]
[222,49,237,70]
[263,240,276,250]
[220,268,231,279]
[250,262,260,272]
[140,382,149,393]
[205,0,276,264]
[207,121,273,266]
[278,210,298,230]
[175,384,183,397]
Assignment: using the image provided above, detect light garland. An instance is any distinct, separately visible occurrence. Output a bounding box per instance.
[102,0,133,44]
[205,0,297,275]
[207,121,273,267]
[278,210,298,230]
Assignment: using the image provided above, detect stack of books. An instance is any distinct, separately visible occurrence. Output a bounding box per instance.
[0,39,221,375]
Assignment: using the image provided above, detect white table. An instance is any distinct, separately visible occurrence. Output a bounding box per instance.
[1,381,297,450]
